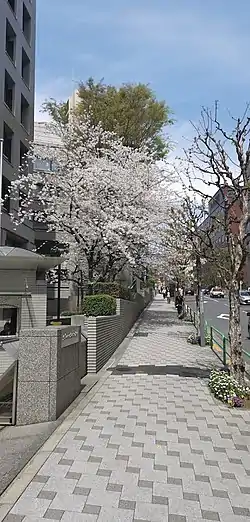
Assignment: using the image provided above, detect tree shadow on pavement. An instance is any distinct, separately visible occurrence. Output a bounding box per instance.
[137,309,191,333]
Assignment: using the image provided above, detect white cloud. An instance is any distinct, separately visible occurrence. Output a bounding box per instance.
[166,120,217,198]
[34,77,74,121]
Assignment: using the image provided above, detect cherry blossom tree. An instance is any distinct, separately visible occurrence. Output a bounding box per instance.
[11,115,174,289]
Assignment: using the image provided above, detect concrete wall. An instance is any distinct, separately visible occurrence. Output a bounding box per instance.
[16,325,81,425]
[87,291,151,373]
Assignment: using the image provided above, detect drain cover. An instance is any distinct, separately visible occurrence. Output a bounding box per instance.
[134,332,149,337]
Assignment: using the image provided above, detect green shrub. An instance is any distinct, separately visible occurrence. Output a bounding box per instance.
[82,294,116,317]
[90,282,134,301]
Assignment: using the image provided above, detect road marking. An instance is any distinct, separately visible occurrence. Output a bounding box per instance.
[217,313,229,320]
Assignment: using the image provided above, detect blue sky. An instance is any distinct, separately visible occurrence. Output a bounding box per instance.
[36,0,250,151]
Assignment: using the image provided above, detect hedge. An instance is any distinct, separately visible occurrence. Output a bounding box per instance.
[90,282,133,301]
[82,294,116,317]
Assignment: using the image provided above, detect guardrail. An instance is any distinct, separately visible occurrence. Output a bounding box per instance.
[185,304,250,370]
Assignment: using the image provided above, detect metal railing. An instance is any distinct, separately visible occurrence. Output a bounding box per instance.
[186,305,198,331]
[185,304,250,371]
[0,361,18,425]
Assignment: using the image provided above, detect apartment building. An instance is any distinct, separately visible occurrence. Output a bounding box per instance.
[201,187,250,286]
[0,0,36,248]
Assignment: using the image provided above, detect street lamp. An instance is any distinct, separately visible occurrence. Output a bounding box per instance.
[0,138,3,247]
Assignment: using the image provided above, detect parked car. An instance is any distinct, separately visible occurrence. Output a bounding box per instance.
[239,290,250,305]
[210,287,225,298]
[203,287,211,296]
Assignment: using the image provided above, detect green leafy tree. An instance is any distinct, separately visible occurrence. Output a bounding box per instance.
[42,78,173,159]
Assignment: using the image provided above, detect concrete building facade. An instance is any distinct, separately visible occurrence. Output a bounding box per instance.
[0,0,36,248]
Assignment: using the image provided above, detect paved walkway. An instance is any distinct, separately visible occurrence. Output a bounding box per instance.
[2,297,250,522]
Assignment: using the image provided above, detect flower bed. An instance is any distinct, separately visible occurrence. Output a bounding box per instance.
[209,369,250,408]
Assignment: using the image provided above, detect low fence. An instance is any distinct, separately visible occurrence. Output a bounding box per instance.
[185,304,250,372]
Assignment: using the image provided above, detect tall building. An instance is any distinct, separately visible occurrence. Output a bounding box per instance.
[0,0,36,248]
[200,187,250,286]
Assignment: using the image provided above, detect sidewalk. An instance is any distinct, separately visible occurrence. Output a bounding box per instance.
[1,297,250,522]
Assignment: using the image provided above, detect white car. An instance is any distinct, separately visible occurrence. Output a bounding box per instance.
[239,291,250,305]
[210,287,225,298]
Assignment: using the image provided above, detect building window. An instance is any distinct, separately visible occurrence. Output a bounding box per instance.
[0,308,18,337]
[7,0,16,13]
[5,232,27,248]
[20,141,28,168]
[34,158,54,172]
[5,20,16,62]
[1,176,11,213]
[22,3,31,43]
[4,70,15,113]
[3,123,14,164]
[21,94,30,130]
[21,48,30,87]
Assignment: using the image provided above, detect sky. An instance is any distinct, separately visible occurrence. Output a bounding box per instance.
[35,0,250,155]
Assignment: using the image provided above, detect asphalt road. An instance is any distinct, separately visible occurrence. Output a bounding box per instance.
[186,295,250,358]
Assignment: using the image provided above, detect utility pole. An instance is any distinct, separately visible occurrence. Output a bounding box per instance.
[0,138,4,246]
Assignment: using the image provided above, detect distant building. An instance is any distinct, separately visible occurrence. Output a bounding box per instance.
[200,186,249,286]
[0,0,36,248]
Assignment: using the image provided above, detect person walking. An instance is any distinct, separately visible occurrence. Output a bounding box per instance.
[167,289,171,303]
[162,287,167,299]
[175,292,183,317]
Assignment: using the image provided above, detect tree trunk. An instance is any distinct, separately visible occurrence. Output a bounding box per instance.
[80,270,84,307]
[196,255,201,308]
[196,255,202,334]
[88,260,94,295]
[228,282,245,384]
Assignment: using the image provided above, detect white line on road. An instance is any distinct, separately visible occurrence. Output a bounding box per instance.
[217,313,229,320]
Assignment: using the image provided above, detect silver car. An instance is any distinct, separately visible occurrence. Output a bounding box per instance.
[210,287,225,298]
[239,290,250,305]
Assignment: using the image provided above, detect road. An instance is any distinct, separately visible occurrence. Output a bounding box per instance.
[186,295,250,358]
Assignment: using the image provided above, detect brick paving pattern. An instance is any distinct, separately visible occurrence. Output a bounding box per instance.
[2,297,250,521]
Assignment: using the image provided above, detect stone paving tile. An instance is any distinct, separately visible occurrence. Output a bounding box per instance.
[3,298,250,521]
[61,515,98,522]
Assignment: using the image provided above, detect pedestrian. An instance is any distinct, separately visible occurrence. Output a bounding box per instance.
[162,287,167,299]
[175,292,183,317]
[167,289,171,303]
